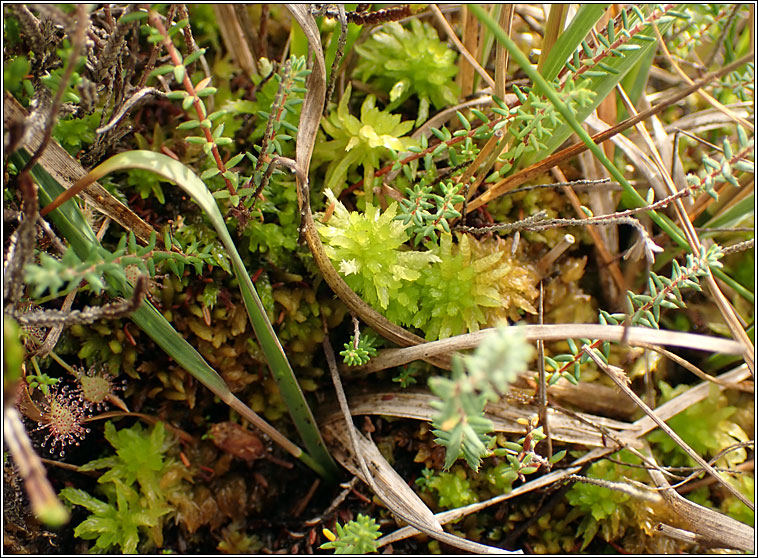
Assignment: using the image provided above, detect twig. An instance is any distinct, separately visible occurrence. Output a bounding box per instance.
[305,477,359,525]
[666,443,754,491]
[629,75,754,372]
[536,234,575,277]
[550,167,627,295]
[138,6,175,89]
[582,345,754,511]
[95,87,166,134]
[30,288,76,358]
[21,5,89,176]
[323,4,347,113]
[653,21,753,132]
[721,239,755,256]
[376,467,580,548]
[654,523,701,547]
[255,59,292,176]
[430,4,496,90]
[677,458,754,495]
[634,341,749,390]
[4,173,39,306]
[350,314,361,350]
[646,451,754,552]
[460,189,695,263]
[35,215,65,256]
[505,178,612,197]
[572,364,751,472]
[13,275,149,328]
[466,52,754,212]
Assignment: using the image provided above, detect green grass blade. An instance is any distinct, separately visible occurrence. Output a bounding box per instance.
[701,193,754,231]
[77,150,337,477]
[473,7,752,305]
[528,10,675,166]
[11,148,335,479]
[469,5,686,249]
[536,4,606,83]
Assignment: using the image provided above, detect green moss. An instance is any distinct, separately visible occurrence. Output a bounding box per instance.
[648,382,750,469]
[321,514,382,554]
[314,84,417,197]
[416,466,479,509]
[318,189,437,326]
[354,20,460,125]
[60,421,190,553]
[565,453,649,550]
[413,233,538,340]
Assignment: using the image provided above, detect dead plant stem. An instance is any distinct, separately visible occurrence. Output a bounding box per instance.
[582,345,754,511]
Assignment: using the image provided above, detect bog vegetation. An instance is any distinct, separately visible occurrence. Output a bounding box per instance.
[3,4,754,554]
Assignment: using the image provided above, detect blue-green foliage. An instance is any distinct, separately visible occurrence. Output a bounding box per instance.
[430,326,534,470]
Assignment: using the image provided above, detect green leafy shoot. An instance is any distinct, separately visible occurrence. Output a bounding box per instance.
[59,421,177,553]
[340,330,379,367]
[60,483,168,554]
[316,84,417,200]
[318,188,439,327]
[415,467,479,509]
[354,19,460,125]
[320,514,382,554]
[430,325,534,470]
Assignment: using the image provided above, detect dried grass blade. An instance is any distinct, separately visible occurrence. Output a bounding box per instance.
[466,53,754,212]
[349,324,746,374]
[321,334,518,554]
[376,467,581,548]
[583,348,754,511]
[430,4,495,90]
[5,93,159,246]
[320,389,641,450]
[647,454,754,552]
